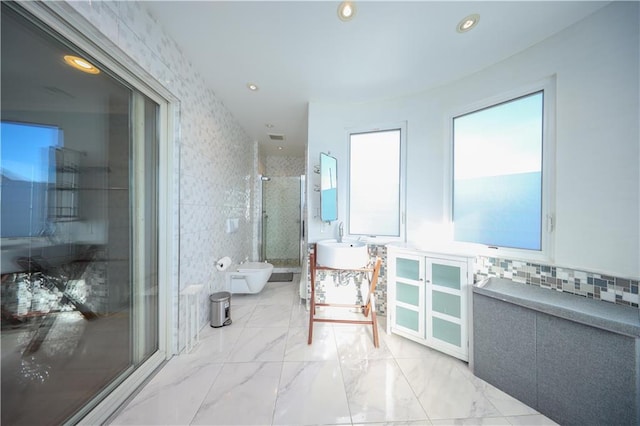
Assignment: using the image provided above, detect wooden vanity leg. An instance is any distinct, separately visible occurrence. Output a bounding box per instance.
[371,297,379,348]
[308,252,316,345]
[308,304,314,344]
[308,293,315,344]
[363,258,382,318]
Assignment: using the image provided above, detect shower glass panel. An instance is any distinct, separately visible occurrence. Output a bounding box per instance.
[1,5,159,424]
[262,176,301,268]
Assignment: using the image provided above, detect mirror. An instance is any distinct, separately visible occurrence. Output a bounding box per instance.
[320,152,338,222]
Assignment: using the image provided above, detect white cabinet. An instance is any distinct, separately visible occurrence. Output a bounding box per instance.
[387,245,473,361]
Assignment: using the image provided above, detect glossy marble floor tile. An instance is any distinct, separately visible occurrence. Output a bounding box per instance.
[246,303,293,328]
[111,355,223,425]
[226,326,289,362]
[334,324,394,361]
[341,358,428,423]
[273,360,351,425]
[397,355,503,420]
[191,362,281,425]
[110,275,558,426]
[284,325,339,361]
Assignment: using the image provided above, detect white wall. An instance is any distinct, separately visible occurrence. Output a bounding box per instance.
[308,2,639,278]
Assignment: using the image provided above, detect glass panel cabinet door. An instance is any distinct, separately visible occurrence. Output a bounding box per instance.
[388,254,424,339]
[426,257,468,361]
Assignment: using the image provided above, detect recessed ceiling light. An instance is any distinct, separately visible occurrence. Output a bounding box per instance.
[457,13,480,33]
[338,1,356,22]
[265,123,275,128]
[247,83,259,91]
[278,146,283,150]
[63,55,100,74]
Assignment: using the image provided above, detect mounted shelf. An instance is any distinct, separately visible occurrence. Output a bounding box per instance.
[48,147,82,221]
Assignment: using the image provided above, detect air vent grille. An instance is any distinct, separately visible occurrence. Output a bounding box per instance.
[268,133,285,141]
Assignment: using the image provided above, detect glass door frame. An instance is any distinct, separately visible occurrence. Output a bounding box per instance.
[262,176,302,267]
[425,257,468,355]
[12,2,179,424]
[389,253,426,340]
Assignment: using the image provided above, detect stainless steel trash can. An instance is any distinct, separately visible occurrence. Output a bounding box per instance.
[210,291,231,327]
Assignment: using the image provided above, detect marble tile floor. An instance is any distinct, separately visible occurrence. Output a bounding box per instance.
[110,276,557,426]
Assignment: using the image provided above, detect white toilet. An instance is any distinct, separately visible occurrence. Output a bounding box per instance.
[226,262,274,294]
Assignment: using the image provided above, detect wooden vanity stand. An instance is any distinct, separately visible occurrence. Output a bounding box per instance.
[307,251,382,348]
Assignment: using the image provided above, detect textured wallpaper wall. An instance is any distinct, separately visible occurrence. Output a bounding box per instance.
[265,155,305,177]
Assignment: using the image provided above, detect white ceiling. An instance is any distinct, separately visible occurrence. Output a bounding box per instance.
[144,1,609,157]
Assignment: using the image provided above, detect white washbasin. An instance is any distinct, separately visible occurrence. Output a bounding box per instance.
[316,239,369,269]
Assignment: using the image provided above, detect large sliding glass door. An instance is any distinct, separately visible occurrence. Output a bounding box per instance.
[1,4,163,424]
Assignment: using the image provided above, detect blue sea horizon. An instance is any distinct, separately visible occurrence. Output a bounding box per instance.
[454,171,542,250]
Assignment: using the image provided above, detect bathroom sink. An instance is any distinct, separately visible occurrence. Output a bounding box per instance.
[316,239,369,269]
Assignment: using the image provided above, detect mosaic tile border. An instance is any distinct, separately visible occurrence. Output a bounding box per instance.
[308,246,639,314]
[474,256,640,309]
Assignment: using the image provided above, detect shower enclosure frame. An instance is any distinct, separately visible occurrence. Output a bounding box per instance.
[259,174,305,270]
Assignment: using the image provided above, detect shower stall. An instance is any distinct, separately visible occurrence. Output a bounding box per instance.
[260,175,305,271]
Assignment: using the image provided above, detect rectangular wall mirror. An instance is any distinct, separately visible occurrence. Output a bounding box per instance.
[320,152,338,222]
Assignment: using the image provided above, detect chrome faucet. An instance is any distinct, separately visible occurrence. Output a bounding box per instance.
[338,222,344,243]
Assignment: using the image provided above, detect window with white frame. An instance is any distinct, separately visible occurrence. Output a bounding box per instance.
[348,126,405,239]
[452,88,553,254]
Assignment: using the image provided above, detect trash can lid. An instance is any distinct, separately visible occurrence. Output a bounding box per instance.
[210,291,231,302]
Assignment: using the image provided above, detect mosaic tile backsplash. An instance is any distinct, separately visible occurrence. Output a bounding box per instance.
[474,256,639,309]
[307,246,639,317]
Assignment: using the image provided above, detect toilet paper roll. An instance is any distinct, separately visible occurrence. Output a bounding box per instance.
[216,256,232,271]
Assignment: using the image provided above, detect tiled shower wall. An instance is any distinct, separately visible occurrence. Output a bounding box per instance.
[261,156,304,264]
[265,155,305,177]
[263,177,301,262]
[68,1,256,353]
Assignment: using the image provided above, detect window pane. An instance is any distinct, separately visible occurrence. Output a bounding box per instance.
[453,92,543,250]
[1,122,62,237]
[349,129,401,236]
